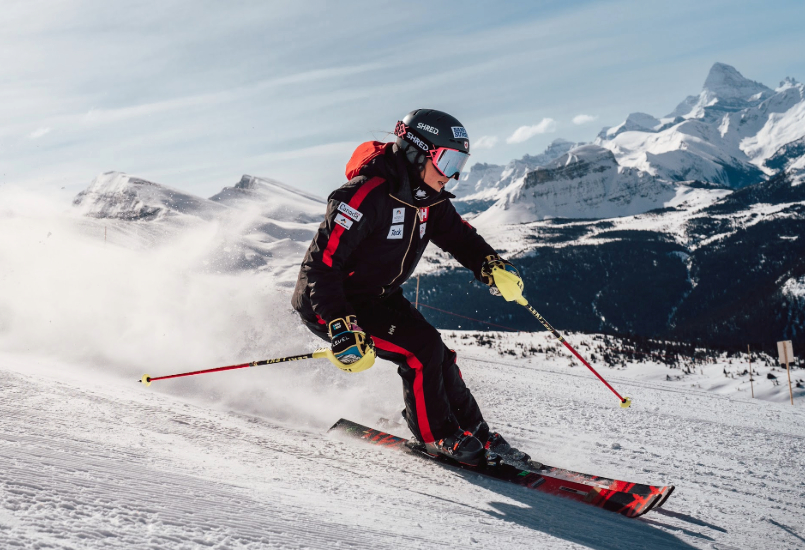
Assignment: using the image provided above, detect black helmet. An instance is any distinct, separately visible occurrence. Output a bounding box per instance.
[395,109,470,179]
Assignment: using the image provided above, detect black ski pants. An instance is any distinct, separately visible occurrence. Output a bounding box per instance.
[302,289,485,443]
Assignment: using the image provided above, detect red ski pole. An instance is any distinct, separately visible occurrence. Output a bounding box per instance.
[521,303,631,407]
[139,349,329,386]
[491,266,632,408]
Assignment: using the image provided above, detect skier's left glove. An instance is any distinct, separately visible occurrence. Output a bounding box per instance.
[480,254,525,303]
[327,316,376,373]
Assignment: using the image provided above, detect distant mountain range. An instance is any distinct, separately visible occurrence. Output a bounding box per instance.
[72,63,805,353]
[450,62,805,225]
[74,171,325,279]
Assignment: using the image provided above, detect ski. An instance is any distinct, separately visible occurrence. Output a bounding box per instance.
[329,418,674,518]
[535,463,675,508]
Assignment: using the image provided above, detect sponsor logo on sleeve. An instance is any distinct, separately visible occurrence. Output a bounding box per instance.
[387,224,404,239]
[418,207,429,222]
[337,202,363,222]
[451,126,468,139]
[334,213,353,230]
[392,207,405,223]
[420,223,427,239]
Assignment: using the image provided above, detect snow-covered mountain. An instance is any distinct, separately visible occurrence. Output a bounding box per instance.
[597,112,663,140]
[454,63,805,224]
[472,145,682,224]
[72,171,326,276]
[670,62,773,118]
[73,172,227,222]
[449,139,583,203]
[597,63,805,189]
[210,174,325,224]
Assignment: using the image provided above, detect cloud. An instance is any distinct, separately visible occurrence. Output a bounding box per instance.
[473,135,499,149]
[573,114,598,125]
[506,118,556,144]
[29,127,51,139]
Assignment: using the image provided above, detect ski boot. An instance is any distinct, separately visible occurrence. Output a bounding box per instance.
[423,429,486,467]
[473,421,535,466]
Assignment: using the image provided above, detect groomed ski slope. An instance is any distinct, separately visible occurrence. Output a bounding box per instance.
[2,339,803,550]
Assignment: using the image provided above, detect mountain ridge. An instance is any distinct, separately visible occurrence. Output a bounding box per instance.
[454,62,805,224]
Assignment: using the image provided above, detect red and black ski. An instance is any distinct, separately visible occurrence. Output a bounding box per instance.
[536,464,674,509]
[329,418,674,518]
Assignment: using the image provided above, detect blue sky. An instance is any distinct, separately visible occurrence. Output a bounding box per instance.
[2,0,804,199]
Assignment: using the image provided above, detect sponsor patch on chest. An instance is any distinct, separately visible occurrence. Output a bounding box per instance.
[337,202,363,222]
[387,224,404,239]
[392,207,405,223]
[418,207,429,222]
[334,213,353,230]
[419,222,427,239]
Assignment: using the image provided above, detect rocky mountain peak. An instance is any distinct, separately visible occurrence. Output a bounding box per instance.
[702,62,771,100]
[597,112,662,140]
[233,175,259,190]
[547,144,618,171]
[777,76,801,92]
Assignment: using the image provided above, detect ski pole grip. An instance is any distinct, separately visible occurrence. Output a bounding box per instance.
[490,265,527,305]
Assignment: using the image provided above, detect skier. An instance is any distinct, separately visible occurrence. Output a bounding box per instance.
[292,109,524,466]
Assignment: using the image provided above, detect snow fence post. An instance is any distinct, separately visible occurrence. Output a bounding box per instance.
[748,344,754,399]
[777,340,795,405]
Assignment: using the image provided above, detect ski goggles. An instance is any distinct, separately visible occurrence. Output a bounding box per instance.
[429,147,470,180]
[395,121,470,179]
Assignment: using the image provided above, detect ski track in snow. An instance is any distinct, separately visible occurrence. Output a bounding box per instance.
[1,344,804,550]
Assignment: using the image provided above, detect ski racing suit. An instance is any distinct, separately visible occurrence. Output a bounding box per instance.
[292,141,497,443]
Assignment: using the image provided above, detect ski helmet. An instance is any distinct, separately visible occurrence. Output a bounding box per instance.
[394,109,470,179]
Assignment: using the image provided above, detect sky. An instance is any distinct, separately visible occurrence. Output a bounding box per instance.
[2,0,805,200]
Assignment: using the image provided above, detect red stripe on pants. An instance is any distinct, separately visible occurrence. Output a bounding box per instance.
[372,336,435,443]
[322,176,385,267]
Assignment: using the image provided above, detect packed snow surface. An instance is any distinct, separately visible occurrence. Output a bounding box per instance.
[2,333,803,549]
[1,190,804,549]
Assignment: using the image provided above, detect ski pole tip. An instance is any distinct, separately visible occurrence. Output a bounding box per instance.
[620,396,632,409]
[140,374,152,387]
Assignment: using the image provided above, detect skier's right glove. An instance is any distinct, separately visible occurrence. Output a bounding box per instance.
[327,316,376,373]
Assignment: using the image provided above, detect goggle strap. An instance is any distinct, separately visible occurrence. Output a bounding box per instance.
[395,122,435,154]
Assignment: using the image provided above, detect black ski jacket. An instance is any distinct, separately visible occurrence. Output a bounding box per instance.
[291,142,496,325]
